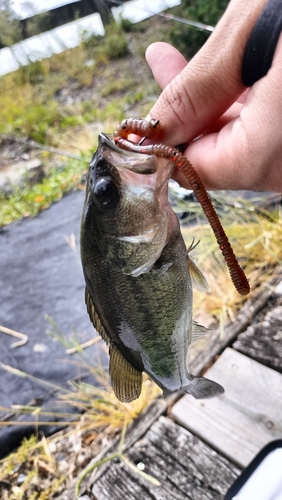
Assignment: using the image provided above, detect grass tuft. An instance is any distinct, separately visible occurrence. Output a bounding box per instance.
[180,193,282,323]
[0,157,88,226]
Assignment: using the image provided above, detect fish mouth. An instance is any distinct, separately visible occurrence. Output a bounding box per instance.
[99,133,124,154]
[99,133,157,174]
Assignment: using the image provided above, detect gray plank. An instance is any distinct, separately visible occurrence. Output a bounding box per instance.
[92,416,240,500]
[233,305,282,373]
[172,348,282,468]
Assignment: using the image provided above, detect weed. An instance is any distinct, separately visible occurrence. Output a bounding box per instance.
[18,61,47,85]
[101,77,136,97]
[180,193,282,322]
[60,115,83,129]
[83,20,129,62]
[0,434,66,500]
[0,158,88,227]
[118,16,137,33]
[169,0,229,58]
[103,26,129,60]
[0,435,37,477]
[0,7,176,150]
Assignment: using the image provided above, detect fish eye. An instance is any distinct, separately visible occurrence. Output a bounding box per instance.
[93,177,119,208]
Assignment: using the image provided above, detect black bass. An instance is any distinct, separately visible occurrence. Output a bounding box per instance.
[80,133,224,402]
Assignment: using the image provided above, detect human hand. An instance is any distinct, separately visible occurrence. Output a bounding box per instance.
[146,0,282,192]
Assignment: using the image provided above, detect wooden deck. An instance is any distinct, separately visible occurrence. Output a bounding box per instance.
[76,272,282,500]
[172,348,282,468]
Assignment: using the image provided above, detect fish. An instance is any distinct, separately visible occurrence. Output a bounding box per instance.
[80,132,224,402]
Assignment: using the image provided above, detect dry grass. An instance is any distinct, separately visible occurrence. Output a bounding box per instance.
[181,193,282,324]
[0,348,160,499]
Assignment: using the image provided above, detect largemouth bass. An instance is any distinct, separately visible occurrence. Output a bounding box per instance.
[80,132,224,402]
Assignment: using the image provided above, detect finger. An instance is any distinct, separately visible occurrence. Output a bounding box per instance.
[147,0,268,146]
[237,89,249,105]
[173,124,245,191]
[128,45,187,144]
[201,101,243,135]
[172,102,245,190]
[145,42,187,88]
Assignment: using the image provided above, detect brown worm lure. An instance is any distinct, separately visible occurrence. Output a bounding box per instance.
[114,118,250,296]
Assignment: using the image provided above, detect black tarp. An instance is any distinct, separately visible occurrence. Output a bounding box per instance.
[0,190,108,457]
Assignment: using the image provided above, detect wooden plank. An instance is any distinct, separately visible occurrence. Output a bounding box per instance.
[73,398,167,498]
[233,305,282,373]
[171,348,282,468]
[92,416,240,500]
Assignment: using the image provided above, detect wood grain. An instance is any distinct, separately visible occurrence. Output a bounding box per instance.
[233,305,282,373]
[75,398,167,496]
[92,416,240,500]
[172,348,282,468]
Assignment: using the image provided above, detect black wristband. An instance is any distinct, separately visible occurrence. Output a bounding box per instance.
[242,0,282,87]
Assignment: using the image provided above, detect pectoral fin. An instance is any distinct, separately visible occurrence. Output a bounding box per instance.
[85,287,110,344]
[188,256,210,292]
[191,320,210,343]
[109,345,143,403]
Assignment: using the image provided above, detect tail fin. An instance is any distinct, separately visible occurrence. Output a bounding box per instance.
[183,376,224,399]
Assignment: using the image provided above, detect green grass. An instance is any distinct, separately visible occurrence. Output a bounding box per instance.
[0,157,88,226]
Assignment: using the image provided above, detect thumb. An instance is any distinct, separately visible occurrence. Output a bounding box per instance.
[146,0,268,145]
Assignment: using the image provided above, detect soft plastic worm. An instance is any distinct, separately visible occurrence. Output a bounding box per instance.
[114,118,250,296]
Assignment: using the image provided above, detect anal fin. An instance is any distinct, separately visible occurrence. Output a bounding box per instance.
[109,344,143,403]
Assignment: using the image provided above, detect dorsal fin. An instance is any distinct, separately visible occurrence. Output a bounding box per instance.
[109,344,142,403]
[85,287,110,345]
